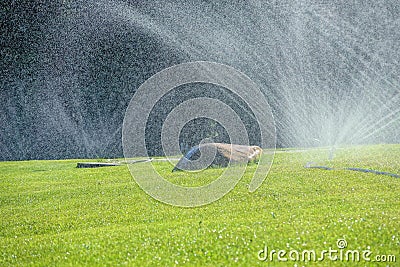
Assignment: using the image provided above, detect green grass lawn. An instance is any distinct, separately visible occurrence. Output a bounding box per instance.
[1,144,399,266]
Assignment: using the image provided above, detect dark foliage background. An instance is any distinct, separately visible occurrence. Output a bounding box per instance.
[1,0,399,160]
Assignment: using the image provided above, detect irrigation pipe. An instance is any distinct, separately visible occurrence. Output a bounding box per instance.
[305,162,400,178]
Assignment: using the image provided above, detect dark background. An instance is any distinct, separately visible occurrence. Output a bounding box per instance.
[1,0,399,160]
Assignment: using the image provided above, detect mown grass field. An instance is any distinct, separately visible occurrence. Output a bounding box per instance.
[1,144,399,266]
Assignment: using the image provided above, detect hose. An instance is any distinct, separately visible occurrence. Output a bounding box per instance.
[305,162,400,178]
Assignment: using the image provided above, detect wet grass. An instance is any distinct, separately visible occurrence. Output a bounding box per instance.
[1,144,399,266]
